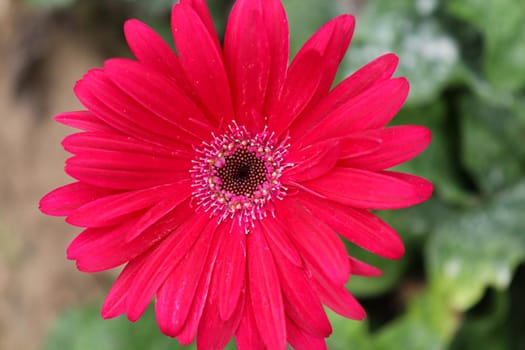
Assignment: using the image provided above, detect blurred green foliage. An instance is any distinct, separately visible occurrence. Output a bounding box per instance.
[26,0,525,349]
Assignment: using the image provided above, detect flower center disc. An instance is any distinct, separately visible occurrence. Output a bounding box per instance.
[191,124,290,230]
[217,149,267,196]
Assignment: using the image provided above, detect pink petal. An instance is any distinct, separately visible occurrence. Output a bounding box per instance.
[300,167,433,210]
[74,70,196,149]
[197,230,245,350]
[197,292,245,350]
[290,53,399,139]
[180,0,221,51]
[260,0,289,117]
[341,126,431,170]
[175,230,223,345]
[307,263,365,320]
[272,246,331,337]
[349,256,382,277]
[282,139,340,183]
[338,135,382,159]
[101,253,147,319]
[295,15,355,105]
[54,111,114,132]
[247,224,286,350]
[277,201,350,285]
[268,49,324,137]
[297,192,404,259]
[287,318,328,350]
[62,131,192,160]
[235,292,265,350]
[298,77,409,145]
[66,182,190,227]
[224,0,270,130]
[155,219,216,337]
[39,182,114,216]
[124,19,190,91]
[65,163,186,190]
[125,212,210,321]
[103,58,213,138]
[125,193,191,242]
[70,203,193,272]
[65,150,189,174]
[260,217,302,267]
[214,224,247,320]
[171,3,234,124]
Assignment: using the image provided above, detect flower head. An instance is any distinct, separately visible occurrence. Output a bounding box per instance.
[40,0,433,348]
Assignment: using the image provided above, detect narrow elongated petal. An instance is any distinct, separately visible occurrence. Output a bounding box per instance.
[197,294,245,350]
[172,4,234,123]
[295,15,355,104]
[155,220,216,337]
[104,58,212,138]
[215,224,247,320]
[278,201,350,285]
[297,192,404,259]
[268,50,324,137]
[235,292,265,350]
[287,318,328,350]
[125,195,190,242]
[261,218,302,267]
[175,232,223,345]
[300,167,432,210]
[291,53,399,138]
[62,131,193,160]
[197,233,245,350]
[349,256,382,277]
[39,182,113,216]
[101,254,147,319]
[69,204,193,272]
[247,225,286,350]
[66,182,190,227]
[54,111,114,132]
[65,163,186,190]
[298,78,409,145]
[125,213,209,321]
[180,0,221,51]
[260,0,289,115]
[341,126,432,170]
[273,246,331,337]
[75,70,196,149]
[124,19,189,89]
[307,263,365,320]
[283,139,340,183]
[224,0,270,130]
[65,151,188,174]
[337,135,382,159]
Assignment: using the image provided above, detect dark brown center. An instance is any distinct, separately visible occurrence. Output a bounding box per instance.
[217,149,267,196]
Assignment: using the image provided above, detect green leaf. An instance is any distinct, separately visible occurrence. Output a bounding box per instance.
[447,0,525,92]
[344,0,459,105]
[427,181,525,310]
[43,303,179,350]
[450,290,511,350]
[460,96,525,195]
[43,302,237,350]
[327,287,458,350]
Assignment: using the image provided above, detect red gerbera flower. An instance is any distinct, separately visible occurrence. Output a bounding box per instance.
[40,0,433,349]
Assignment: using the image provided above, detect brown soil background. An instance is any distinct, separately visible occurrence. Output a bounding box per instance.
[0,2,117,349]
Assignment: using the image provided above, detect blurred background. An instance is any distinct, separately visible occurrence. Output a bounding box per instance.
[1,0,524,349]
